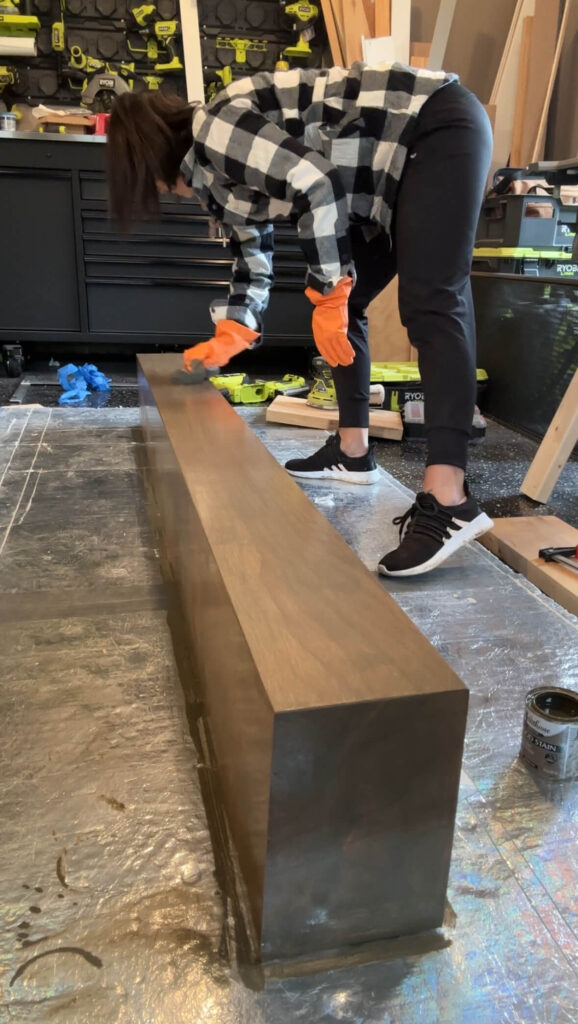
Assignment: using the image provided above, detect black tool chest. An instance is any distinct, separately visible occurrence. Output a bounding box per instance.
[0,131,311,350]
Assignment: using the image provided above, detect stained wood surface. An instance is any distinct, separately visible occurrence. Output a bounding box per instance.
[266,394,404,439]
[520,369,578,503]
[139,353,459,709]
[139,352,468,957]
[481,516,578,618]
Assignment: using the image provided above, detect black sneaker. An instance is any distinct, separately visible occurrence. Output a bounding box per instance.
[285,433,379,485]
[378,485,493,576]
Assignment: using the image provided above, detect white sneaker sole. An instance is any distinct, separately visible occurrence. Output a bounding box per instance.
[287,466,380,486]
[378,512,494,577]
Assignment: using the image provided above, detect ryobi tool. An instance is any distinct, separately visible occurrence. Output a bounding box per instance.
[128,4,183,72]
[216,35,268,65]
[307,357,384,409]
[0,0,40,39]
[0,63,16,103]
[67,47,136,108]
[210,372,307,404]
[282,1,318,60]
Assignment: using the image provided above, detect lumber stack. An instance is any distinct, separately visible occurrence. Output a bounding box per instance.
[319,0,570,175]
[138,352,469,961]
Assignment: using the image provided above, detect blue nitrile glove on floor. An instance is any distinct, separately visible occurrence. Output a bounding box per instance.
[58,363,112,405]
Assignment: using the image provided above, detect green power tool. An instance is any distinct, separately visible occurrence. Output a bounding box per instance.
[282,2,318,60]
[128,3,183,72]
[0,0,40,38]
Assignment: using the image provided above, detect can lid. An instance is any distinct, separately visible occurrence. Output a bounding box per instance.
[526,687,578,721]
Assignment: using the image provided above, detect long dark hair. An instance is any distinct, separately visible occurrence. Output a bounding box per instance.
[107,90,194,228]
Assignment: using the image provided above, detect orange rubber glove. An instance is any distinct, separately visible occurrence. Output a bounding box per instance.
[183,319,259,371]
[305,276,355,367]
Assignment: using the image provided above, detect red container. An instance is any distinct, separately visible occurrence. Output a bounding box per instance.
[94,113,111,135]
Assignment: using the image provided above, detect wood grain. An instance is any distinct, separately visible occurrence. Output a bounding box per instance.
[266,394,404,439]
[481,515,578,618]
[520,369,578,503]
[342,0,370,64]
[139,352,468,958]
[320,0,344,64]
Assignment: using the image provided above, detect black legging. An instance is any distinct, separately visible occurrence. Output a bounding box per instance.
[332,82,493,470]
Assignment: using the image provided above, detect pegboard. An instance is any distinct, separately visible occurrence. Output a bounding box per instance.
[0,0,186,112]
[198,1,327,103]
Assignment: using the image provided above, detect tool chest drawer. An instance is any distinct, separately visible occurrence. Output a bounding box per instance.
[87,281,311,339]
[84,257,233,283]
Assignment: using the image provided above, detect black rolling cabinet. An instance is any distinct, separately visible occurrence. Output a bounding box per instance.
[0,132,312,354]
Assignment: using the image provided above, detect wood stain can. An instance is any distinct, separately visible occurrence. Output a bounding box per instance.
[521,687,578,780]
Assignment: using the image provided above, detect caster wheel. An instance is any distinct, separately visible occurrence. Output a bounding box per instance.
[5,356,23,378]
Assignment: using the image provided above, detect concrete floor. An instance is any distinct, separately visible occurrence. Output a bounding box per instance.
[0,403,577,1023]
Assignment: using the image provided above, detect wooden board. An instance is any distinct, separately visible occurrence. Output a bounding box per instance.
[480,516,578,618]
[510,15,534,167]
[520,368,578,503]
[518,0,559,166]
[531,0,571,162]
[342,0,371,64]
[374,0,391,37]
[266,394,404,440]
[139,352,468,960]
[362,0,375,37]
[320,0,344,64]
[367,276,415,362]
[490,0,526,104]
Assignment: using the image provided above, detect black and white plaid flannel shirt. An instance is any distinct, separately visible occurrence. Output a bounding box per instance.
[180,62,456,331]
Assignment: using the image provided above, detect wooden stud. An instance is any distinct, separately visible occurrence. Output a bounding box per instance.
[520,368,578,503]
[481,516,578,619]
[510,16,534,167]
[266,395,404,440]
[320,0,344,64]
